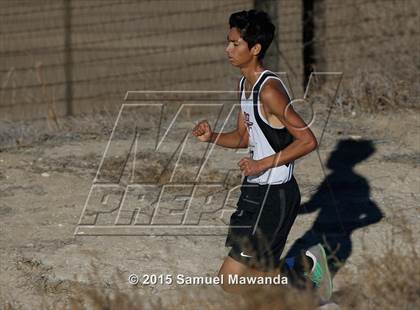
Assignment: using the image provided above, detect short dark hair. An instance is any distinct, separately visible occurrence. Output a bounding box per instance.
[229,10,275,60]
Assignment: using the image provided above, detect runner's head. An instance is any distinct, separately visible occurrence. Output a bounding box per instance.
[226,10,275,66]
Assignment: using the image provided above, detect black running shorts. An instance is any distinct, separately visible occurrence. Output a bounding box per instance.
[225,176,301,271]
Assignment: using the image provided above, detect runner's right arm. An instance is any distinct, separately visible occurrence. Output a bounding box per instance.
[192,80,249,149]
[192,112,249,148]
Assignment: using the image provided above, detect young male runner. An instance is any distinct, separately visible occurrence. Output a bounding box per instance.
[192,10,332,301]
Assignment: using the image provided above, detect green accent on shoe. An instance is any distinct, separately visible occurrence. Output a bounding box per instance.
[305,244,333,302]
[306,262,323,287]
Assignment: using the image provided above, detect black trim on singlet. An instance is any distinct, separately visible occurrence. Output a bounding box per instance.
[239,77,246,98]
[251,72,294,166]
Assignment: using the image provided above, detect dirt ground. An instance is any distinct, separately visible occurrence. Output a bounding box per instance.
[0,103,419,309]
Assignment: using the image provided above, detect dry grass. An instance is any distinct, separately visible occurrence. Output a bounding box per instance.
[312,0,419,113]
[336,217,420,310]
[2,262,318,310]
[339,70,415,113]
[3,213,419,310]
[64,276,318,310]
[0,108,134,149]
[3,221,419,310]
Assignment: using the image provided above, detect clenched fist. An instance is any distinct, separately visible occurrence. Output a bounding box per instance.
[238,157,265,177]
[192,120,212,142]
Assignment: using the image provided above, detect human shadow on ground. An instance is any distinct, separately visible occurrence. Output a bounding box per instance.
[286,139,384,277]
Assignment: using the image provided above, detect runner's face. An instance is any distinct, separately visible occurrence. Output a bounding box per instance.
[225,27,254,67]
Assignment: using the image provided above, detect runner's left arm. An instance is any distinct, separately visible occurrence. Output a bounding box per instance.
[238,80,317,176]
[257,80,317,170]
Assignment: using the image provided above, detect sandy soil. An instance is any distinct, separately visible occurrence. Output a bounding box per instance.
[0,104,419,309]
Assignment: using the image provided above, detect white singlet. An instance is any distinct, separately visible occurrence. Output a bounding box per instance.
[240,70,295,185]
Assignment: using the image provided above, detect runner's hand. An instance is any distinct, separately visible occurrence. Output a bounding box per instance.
[192,120,212,142]
[238,158,264,176]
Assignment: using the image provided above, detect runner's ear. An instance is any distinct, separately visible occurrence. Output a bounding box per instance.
[251,43,262,57]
